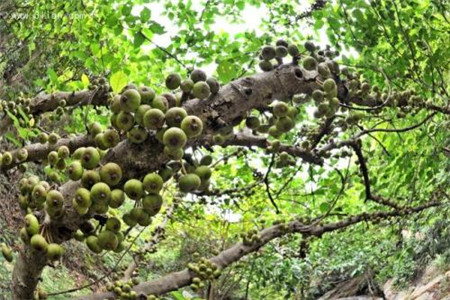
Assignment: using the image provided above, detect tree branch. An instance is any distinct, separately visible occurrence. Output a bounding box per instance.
[76,200,443,300]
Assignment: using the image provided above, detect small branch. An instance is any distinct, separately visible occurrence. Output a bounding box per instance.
[264,154,279,214]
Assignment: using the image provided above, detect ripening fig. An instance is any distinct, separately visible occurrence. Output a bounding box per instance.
[318,63,331,77]
[30,234,48,252]
[48,133,59,145]
[25,213,39,235]
[143,173,163,194]
[181,116,203,138]
[81,170,101,189]
[72,147,86,160]
[81,147,100,170]
[38,132,49,144]
[103,129,120,148]
[273,102,289,118]
[193,81,211,100]
[304,41,315,52]
[165,107,187,127]
[302,56,318,71]
[55,158,67,170]
[245,116,260,130]
[99,163,122,187]
[97,230,119,250]
[124,179,144,200]
[180,78,194,93]
[259,60,273,72]
[32,184,47,204]
[134,104,151,126]
[1,243,13,262]
[57,145,70,159]
[86,236,102,253]
[165,73,182,90]
[152,95,169,112]
[127,126,148,144]
[268,126,282,138]
[110,95,121,113]
[16,148,28,162]
[142,194,163,216]
[47,243,64,261]
[288,44,299,56]
[276,117,294,132]
[47,151,59,167]
[163,127,187,149]
[138,86,155,104]
[190,69,207,83]
[195,166,212,181]
[20,227,30,243]
[323,78,337,93]
[122,213,138,227]
[164,146,184,160]
[2,152,13,165]
[90,182,111,203]
[312,90,324,102]
[143,108,165,130]
[116,111,135,131]
[105,217,121,232]
[109,189,125,208]
[212,134,226,145]
[95,133,108,150]
[120,89,141,112]
[275,45,288,58]
[132,208,152,226]
[199,155,212,166]
[261,45,276,60]
[46,190,64,212]
[206,77,220,94]
[88,122,102,137]
[178,174,201,193]
[73,188,91,207]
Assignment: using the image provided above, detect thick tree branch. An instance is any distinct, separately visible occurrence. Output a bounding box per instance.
[1,135,95,172]
[0,88,110,134]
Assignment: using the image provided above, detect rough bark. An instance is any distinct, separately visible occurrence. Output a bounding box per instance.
[11,247,48,300]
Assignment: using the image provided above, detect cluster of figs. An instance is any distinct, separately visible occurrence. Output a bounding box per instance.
[1,69,220,267]
[0,38,434,300]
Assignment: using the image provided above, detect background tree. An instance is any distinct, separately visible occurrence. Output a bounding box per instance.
[0,1,449,299]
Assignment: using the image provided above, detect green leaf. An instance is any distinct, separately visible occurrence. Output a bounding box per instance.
[6,110,20,127]
[110,71,128,94]
[319,202,330,213]
[149,21,165,34]
[81,74,90,88]
[217,61,238,83]
[170,291,186,300]
[4,132,21,147]
[47,68,58,84]
[140,7,151,23]
[134,31,146,48]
